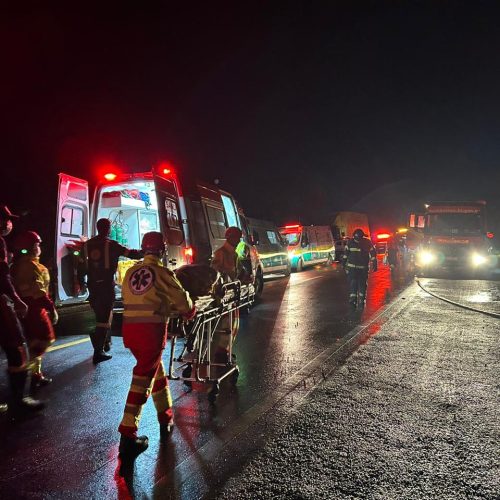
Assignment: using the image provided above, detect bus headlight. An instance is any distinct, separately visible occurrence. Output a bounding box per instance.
[418,250,435,265]
[471,253,487,266]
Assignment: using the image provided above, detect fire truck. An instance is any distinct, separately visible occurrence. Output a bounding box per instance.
[54,165,263,306]
[410,201,495,275]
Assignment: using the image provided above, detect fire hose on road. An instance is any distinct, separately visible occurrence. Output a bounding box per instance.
[416,278,500,319]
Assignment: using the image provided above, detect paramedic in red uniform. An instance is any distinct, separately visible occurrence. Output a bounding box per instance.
[0,205,44,417]
[342,228,377,309]
[11,231,58,388]
[80,218,141,364]
[118,231,195,458]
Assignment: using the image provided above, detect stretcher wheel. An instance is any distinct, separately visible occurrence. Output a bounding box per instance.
[208,382,219,403]
[182,365,192,388]
[231,367,239,385]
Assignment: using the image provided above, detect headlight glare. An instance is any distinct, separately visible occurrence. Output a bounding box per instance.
[419,250,435,265]
[471,253,487,266]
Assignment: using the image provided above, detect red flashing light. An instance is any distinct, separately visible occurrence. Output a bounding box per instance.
[157,162,175,177]
[104,172,117,181]
[487,232,494,239]
[284,224,301,229]
[376,233,391,240]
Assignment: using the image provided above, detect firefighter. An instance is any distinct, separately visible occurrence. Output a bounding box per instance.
[342,228,377,309]
[0,206,44,416]
[385,237,400,272]
[11,231,57,388]
[80,218,141,364]
[211,226,244,363]
[118,231,195,458]
[212,226,243,280]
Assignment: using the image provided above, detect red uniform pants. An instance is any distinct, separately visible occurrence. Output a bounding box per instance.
[118,322,173,438]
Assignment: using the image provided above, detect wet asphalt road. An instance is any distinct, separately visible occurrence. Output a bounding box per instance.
[217,276,500,500]
[1,263,497,498]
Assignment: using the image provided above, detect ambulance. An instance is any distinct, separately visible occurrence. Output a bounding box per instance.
[278,224,335,272]
[53,165,263,306]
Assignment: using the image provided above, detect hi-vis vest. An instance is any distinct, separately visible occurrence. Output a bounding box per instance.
[343,237,377,269]
[122,255,193,324]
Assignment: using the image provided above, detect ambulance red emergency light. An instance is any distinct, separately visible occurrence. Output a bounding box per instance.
[54,165,263,305]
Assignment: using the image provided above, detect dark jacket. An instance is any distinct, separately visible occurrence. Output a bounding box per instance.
[342,237,377,270]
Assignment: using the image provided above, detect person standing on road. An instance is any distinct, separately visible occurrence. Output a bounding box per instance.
[11,231,58,389]
[211,226,245,363]
[0,206,44,417]
[80,218,142,364]
[118,231,195,459]
[342,228,377,309]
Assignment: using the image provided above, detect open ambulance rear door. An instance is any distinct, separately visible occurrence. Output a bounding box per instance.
[55,173,89,304]
[153,170,185,269]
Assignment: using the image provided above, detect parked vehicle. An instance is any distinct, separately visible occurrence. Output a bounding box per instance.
[278,224,335,272]
[331,212,370,261]
[247,217,290,277]
[54,165,264,305]
[409,200,494,276]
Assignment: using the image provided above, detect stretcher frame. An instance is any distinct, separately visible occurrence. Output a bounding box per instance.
[166,280,255,402]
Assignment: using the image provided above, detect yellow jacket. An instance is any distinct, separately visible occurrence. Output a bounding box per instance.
[122,254,193,323]
[211,242,238,280]
[11,256,54,311]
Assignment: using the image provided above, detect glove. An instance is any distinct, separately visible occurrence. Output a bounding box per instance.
[51,309,59,325]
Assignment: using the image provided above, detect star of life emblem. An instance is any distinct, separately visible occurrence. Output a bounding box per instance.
[129,266,155,295]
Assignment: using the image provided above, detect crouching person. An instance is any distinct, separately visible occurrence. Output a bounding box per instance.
[118,232,195,459]
[11,231,57,389]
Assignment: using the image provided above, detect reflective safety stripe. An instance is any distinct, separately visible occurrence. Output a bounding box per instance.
[347,263,368,269]
[96,322,112,328]
[349,248,361,252]
[370,256,377,261]
[349,293,357,298]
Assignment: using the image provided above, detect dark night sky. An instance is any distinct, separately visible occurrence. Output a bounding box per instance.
[2,1,500,233]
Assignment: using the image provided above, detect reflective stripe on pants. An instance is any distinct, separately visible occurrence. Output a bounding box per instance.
[118,322,172,438]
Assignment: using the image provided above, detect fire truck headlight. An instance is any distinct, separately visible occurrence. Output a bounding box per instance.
[418,250,435,265]
[471,253,487,266]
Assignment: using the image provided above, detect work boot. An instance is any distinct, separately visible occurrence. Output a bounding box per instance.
[93,351,112,364]
[160,421,174,442]
[119,435,149,458]
[8,371,45,419]
[9,396,45,418]
[103,340,112,352]
[31,373,53,388]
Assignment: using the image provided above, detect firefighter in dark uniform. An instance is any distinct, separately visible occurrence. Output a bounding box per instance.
[80,218,142,364]
[342,228,377,309]
[0,205,44,416]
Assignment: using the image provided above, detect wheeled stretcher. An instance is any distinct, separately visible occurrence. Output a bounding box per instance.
[167,280,255,402]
